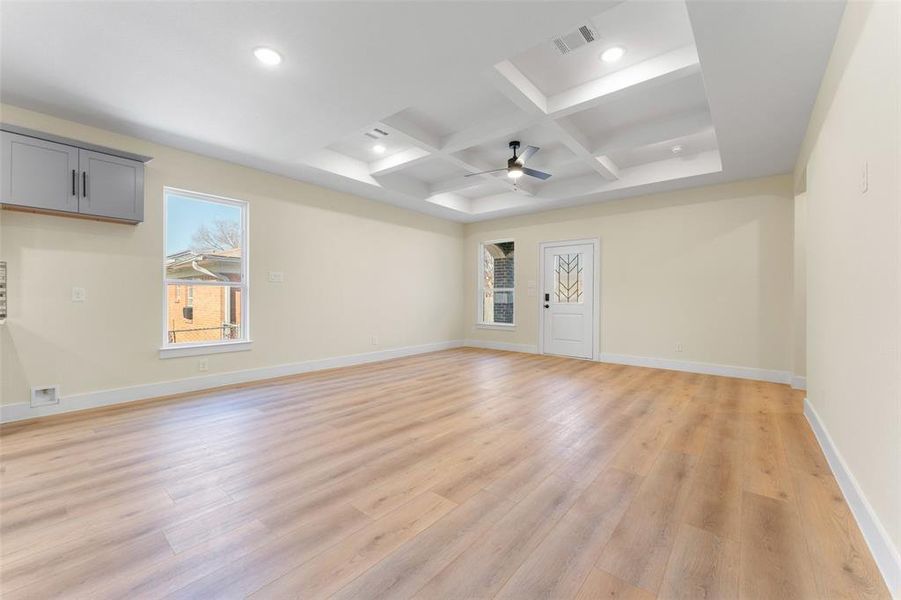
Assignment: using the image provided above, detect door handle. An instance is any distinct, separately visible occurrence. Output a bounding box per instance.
[544,304,549,308]
[82,172,87,198]
[71,170,76,196]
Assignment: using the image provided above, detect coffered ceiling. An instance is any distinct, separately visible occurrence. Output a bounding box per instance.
[0,1,845,222]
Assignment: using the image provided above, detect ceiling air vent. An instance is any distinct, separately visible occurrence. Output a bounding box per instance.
[364,128,389,140]
[552,23,599,55]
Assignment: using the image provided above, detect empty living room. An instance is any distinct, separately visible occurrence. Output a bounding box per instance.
[1,1,899,598]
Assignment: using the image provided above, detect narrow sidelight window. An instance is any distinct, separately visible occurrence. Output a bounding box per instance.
[479,240,515,325]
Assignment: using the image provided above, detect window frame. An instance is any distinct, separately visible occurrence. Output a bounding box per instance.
[160,187,251,359]
[477,239,516,329]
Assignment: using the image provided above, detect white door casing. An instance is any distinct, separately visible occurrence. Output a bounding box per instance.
[539,240,598,359]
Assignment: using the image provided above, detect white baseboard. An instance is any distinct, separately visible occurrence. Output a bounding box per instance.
[461,343,792,385]
[791,375,807,390]
[805,398,901,597]
[463,339,538,354]
[0,340,464,424]
[598,352,792,384]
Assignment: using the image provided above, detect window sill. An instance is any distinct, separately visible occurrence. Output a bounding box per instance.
[159,340,253,359]
[475,323,516,331]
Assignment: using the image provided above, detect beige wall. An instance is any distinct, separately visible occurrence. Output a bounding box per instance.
[463,175,795,373]
[796,0,901,568]
[0,104,465,406]
[792,192,807,379]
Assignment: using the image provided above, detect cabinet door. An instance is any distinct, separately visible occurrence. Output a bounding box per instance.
[79,150,144,221]
[1,131,79,213]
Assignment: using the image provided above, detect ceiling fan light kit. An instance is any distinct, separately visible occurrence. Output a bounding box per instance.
[465,140,552,182]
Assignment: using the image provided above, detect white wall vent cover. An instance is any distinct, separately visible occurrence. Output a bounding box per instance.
[30,385,60,407]
[553,24,599,55]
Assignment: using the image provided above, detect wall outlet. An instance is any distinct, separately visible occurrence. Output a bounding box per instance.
[31,385,60,407]
[71,287,86,302]
[370,335,379,346]
[198,359,208,372]
[268,271,284,283]
[675,343,684,353]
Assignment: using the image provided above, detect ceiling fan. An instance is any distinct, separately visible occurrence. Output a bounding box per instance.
[464,141,552,181]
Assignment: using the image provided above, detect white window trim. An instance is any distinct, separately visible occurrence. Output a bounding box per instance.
[160,340,252,359]
[160,187,251,358]
[475,322,517,331]
[477,238,516,328]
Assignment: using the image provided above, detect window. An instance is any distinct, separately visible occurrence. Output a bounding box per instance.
[478,240,515,325]
[553,253,584,303]
[163,188,248,352]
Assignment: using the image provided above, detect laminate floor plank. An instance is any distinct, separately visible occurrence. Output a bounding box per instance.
[495,467,640,599]
[658,523,739,600]
[682,411,744,541]
[576,568,656,600]
[412,473,585,599]
[249,491,455,599]
[0,349,887,599]
[739,491,819,600]
[596,450,698,594]
[792,469,891,599]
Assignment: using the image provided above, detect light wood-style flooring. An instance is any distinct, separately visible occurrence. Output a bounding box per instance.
[0,348,890,599]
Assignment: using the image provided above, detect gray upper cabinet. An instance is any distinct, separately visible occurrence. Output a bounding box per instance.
[0,125,150,223]
[79,150,144,222]
[1,131,80,214]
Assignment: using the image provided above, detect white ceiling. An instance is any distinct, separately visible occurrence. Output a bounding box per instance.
[0,1,845,222]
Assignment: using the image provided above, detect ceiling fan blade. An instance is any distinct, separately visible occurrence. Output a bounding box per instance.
[515,145,540,165]
[464,168,507,177]
[522,167,552,180]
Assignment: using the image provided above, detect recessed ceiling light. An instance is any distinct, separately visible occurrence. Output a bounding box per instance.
[253,47,282,66]
[372,144,386,154]
[600,46,625,63]
[671,144,684,155]
[507,166,523,179]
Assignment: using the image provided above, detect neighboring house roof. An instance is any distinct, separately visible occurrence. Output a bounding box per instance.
[166,249,242,281]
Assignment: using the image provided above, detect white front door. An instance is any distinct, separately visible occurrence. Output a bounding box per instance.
[541,242,595,359]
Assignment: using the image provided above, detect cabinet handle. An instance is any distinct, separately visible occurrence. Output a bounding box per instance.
[82,172,87,198]
[72,170,76,196]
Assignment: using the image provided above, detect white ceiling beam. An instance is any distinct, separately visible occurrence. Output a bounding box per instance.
[378,115,442,152]
[368,147,432,176]
[590,110,714,156]
[426,192,472,214]
[300,149,377,185]
[491,59,625,182]
[594,156,620,180]
[441,112,536,154]
[429,176,485,196]
[538,150,723,200]
[370,172,431,198]
[547,45,702,118]
[491,60,548,115]
[550,117,620,181]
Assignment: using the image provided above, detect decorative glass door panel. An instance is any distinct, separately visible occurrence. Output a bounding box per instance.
[553,253,584,303]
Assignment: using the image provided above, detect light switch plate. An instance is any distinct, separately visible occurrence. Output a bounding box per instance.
[71,287,86,302]
[268,271,284,283]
